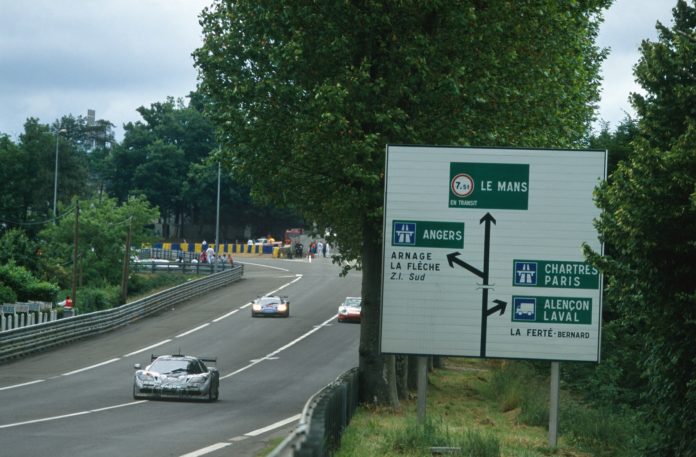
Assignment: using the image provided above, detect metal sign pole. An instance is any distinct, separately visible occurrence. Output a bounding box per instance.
[417,356,427,424]
[549,361,560,446]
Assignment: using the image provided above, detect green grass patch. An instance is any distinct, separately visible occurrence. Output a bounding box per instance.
[334,358,641,457]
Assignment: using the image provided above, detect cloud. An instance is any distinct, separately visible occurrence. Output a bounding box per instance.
[0,0,209,139]
[594,0,675,129]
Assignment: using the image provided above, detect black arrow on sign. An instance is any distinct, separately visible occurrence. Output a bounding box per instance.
[487,299,508,316]
[446,252,484,279]
[479,212,496,357]
[447,212,500,357]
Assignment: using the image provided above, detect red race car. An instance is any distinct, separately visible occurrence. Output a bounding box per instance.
[337,297,362,323]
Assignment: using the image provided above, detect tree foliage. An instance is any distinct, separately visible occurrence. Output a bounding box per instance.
[0,262,58,302]
[38,195,159,290]
[589,117,640,176]
[591,2,696,454]
[194,0,610,405]
[0,115,115,232]
[632,0,696,151]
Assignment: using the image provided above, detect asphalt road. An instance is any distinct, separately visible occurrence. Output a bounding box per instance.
[0,256,362,457]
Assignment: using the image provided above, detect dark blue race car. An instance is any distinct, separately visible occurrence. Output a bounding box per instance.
[251,295,290,317]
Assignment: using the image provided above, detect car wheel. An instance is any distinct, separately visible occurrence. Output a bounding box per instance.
[284,306,290,318]
[208,383,219,402]
[133,385,142,400]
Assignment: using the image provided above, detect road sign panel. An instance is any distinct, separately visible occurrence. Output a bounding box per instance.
[449,162,529,209]
[381,145,606,362]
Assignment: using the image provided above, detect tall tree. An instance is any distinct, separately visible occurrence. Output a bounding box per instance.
[194,0,610,405]
[38,195,159,289]
[632,0,696,151]
[589,117,640,176]
[0,119,89,228]
[592,1,696,455]
[105,96,217,237]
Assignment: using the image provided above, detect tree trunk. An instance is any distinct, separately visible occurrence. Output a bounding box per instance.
[395,355,409,400]
[433,356,444,369]
[358,220,399,408]
[407,355,419,391]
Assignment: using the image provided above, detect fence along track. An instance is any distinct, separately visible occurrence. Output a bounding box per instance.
[0,265,244,364]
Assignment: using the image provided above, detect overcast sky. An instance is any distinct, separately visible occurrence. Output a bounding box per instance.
[0,0,677,142]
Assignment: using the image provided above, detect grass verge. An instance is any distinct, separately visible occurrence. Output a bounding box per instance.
[333,358,641,457]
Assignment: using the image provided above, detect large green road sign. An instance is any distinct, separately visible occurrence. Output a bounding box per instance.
[381,146,606,362]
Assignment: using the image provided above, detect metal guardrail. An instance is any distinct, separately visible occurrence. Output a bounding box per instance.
[0,265,244,364]
[269,367,359,457]
[131,260,236,274]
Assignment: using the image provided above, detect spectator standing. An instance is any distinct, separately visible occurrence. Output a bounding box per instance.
[322,242,327,258]
[202,240,208,254]
[63,295,74,317]
[206,245,215,263]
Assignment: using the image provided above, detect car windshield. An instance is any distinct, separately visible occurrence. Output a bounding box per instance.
[344,298,362,308]
[259,297,280,305]
[149,358,191,374]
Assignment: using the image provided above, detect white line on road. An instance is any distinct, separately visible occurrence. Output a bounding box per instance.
[0,379,45,391]
[237,261,289,272]
[220,314,336,380]
[0,411,91,429]
[178,414,302,457]
[123,339,172,357]
[176,323,210,338]
[62,358,120,376]
[212,309,239,322]
[244,413,301,437]
[179,442,232,457]
[270,274,303,295]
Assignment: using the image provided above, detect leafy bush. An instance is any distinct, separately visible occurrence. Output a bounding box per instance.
[77,286,120,313]
[0,262,58,302]
[23,281,60,302]
[127,272,193,297]
[0,284,17,303]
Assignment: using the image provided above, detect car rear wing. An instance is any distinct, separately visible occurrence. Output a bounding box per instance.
[149,354,217,365]
[199,356,217,365]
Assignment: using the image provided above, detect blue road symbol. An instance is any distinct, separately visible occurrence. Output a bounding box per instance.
[393,222,416,246]
[514,261,537,286]
[513,297,537,322]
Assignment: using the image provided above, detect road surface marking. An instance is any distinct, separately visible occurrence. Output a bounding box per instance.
[62,358,120,376]
[244,413,301,437]
[213,309,239,322]
[220,314,336,380]
[179,442,231,457]
[123,339,172,357]
[176,323,210,338]
[0,379,45,390]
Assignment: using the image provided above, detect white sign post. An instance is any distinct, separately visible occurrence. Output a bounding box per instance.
[380,145,606,443]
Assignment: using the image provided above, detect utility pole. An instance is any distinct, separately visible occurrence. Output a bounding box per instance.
[71,199,79,310]
[214,161,221,273]
[121,217,133,305]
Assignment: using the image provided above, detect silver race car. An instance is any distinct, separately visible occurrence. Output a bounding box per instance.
[133,354,220,402]
[251,295,290,317]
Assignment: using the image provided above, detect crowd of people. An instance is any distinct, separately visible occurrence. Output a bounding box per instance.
[173,237,332,263]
